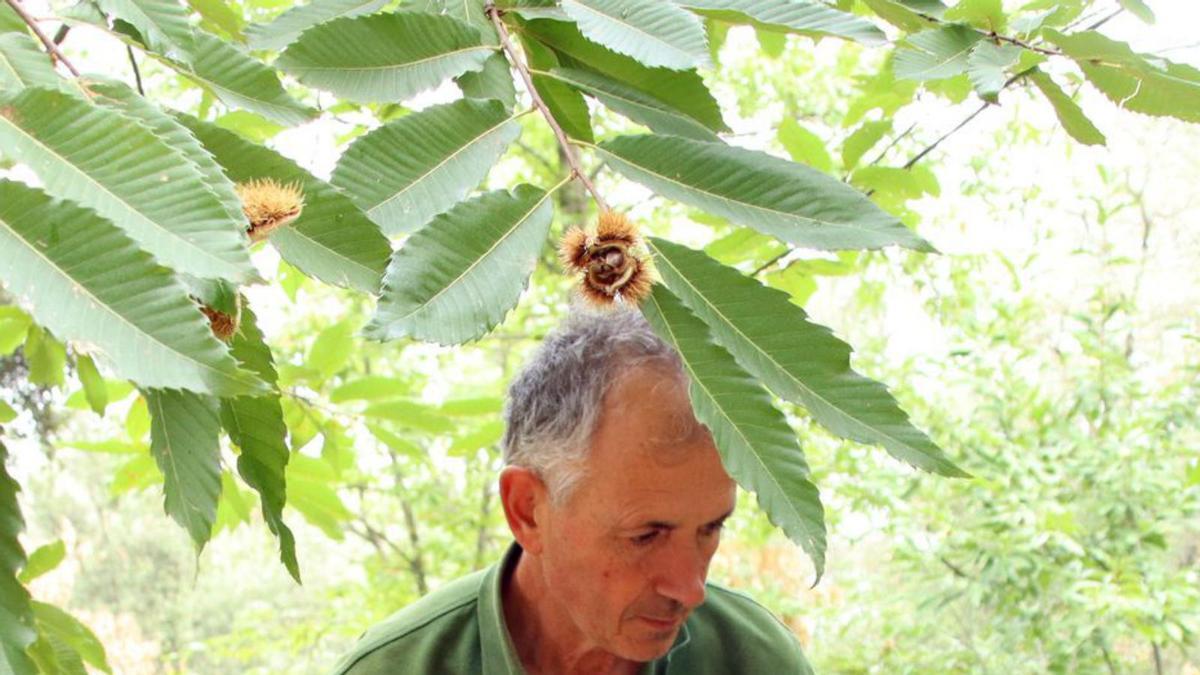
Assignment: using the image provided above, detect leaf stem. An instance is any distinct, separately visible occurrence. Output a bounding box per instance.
[3,0,81,77]
[487,4,609,212]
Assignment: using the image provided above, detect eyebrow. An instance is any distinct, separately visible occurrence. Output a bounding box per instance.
[638,507,735,531]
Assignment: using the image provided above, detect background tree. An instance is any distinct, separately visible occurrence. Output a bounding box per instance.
[0,0,1198,671]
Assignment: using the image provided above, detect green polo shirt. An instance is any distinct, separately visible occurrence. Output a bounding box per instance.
[330,544,814,674]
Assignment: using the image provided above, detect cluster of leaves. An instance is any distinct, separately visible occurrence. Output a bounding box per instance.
[1,0,1199,670]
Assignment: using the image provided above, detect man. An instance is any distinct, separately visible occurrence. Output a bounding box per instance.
[332,309,813,674]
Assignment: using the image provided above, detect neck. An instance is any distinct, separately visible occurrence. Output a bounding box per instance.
[503,552,641,675]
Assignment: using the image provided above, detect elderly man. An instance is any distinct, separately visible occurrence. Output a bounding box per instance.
[332,310,813,674]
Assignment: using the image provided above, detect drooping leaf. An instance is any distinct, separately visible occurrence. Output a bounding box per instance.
[521,18,726,132]
[29,602,109,673]
[145,388,222,551]
[187,0,245,42]
[16,541,64,584]
[26,632,86,675]
[841,119,890,170]
[0,33,70,92]
[306,319,355,380]
[277,12,494,103]
[332,98,522,235]
[22,325,65,388]
[1028,69,1105,146]
[545,67,719,141]
[362,400,456,433]
[110,454,161,496]
[95,0,196,60]
[640,285,826,579]
[0,402,14,424]
[286,454,351,539]
[329,376,413,403]
[218,304,299,582]
[1117,0,1154,24]
[943,0,1005,31]
[0,440,37,675]
[777,117,832,173]
[0,87,257,282]
[649,237,967,477]
[0,306,31,356]
[366,185,555,345]
[523,36,594,143]
[178,115,391,293]
[75,354,108,416]
[179,32,316,126]
[431,0,519,109]
[458,53,518,110]
[1044,29,1200,124]
[87,79,245,226]
[213,471,253,535]
[246,0,388,50]
[893,24,984,81]
[676,0,885,45]
[965,41,1022,100]
[0,3,24,33]
[860,0,937,32]
[596,134,933,252]
[0,181,268,396]
[561,0,709,71]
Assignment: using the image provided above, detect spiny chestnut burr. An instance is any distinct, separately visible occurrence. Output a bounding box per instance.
[236,178,304,242]
[559,212,655,306]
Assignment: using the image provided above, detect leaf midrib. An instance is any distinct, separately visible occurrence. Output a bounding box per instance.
[364,111,519,217]
[644,291,815,543]
[0,114,245,277]
[289,44,495,74]
[650,240,922,457]
[0,214,252,393]
[564,0,695,65]
[597,141,893,237]
[387,189,554,323]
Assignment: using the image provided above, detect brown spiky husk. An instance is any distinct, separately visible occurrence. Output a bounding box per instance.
[200,305,239,342]
[236,178,304,242]
[558,226,591,272]
[580,253,655,307]
[594,211,638,245]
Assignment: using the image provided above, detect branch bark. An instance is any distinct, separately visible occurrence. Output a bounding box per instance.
[2,0,82,78]
[487,4,609,212]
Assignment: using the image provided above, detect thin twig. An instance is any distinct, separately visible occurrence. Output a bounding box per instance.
[3,0,81,77]
[487,4,609,212]
[1086,8,1123,31]
[866,122,917,168]
[901,102,988,170]
[126,45,144,96]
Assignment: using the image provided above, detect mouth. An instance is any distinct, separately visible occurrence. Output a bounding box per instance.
[639,616,681,631]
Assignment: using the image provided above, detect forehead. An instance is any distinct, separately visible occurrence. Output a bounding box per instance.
[572,364,734,517]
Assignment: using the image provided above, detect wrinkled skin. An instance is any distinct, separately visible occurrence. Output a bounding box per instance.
[500,365,736,674]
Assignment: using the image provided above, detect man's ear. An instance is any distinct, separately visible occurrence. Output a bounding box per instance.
[499,466,549,555]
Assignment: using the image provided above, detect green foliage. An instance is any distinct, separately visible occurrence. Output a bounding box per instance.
[0,0,1197,668]
[596,134,932,251]
[277,12,494,103]
[367,185,555,344]
[560,0,710,71]
[642,285,826,579]
[331,99,523,235]
[0,441,36,674]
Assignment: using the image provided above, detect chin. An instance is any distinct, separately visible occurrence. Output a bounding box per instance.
[616,628,679,662]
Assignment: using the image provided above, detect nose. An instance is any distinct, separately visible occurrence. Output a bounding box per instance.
[652,542,709,610]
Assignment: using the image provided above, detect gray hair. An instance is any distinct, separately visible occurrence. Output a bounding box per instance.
[502,307,684,503]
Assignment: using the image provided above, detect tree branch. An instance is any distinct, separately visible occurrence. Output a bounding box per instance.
[3,0,82,78]
[126,45,144,96]
[487,4,609,212]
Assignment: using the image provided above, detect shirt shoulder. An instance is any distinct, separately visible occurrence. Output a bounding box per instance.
[330,569,488,675]
[672,583,814,675]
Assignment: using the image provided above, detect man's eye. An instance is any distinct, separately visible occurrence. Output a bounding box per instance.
[702,522,725,537]
[630,531,659,546]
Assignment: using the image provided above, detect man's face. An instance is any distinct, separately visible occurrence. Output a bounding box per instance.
[535,365,737,662]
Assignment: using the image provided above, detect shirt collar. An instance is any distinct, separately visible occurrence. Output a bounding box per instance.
[478,542,693,675]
